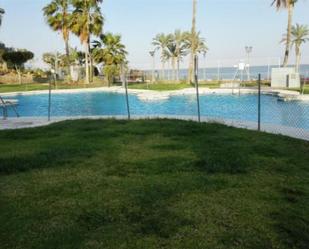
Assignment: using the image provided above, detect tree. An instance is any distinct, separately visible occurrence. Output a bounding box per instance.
[71,0,104,84]
[70,47,85,66]
[42,52,66,76]
[149,50,156,83]
[43,0,72,73]
[173,30,188,82]
[0,7,4,27]
[282,24,309,73]
[92,33,128,86]
[152,33,173,80]
[2,50,34,84]
[0,43,13,71]
[291,24,309,73]
[272,0,298,67]
[163,42,177,81]
[185,31,208,83]
[188,0,197,83]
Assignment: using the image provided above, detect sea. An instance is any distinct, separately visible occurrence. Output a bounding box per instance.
[146,64,309,81]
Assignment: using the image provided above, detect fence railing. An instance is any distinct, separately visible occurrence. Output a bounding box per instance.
[2,61,309,141]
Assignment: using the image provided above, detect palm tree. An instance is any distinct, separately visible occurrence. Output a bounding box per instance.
[43,0,72,73]
[70,47,85,66]
[149,50,156,83]
[282,24,309,73]
[173,30,188,82]
[152,33,172,80]
[71,0,104,84]
[188,0,197,83]
[272,0,298,67]
[92,33,128,86]
[185,31,208,83]
[291,24,309,73]
[163,32,188,82]
[163,42,177,81]
[0,8,4,27]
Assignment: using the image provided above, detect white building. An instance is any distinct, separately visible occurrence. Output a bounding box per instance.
[271,68,300,88]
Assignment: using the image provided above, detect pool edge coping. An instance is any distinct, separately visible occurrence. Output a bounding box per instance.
[1,115,309,142]
[2,86,309,102]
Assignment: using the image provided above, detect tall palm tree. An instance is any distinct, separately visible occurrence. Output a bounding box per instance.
[185,31,208,83]
[272,0,298,67]
[71,0,103,84]
[163,42,177,81]
[152,33,172,80]
[43,0,72,72]
[282,24,309,73]
[291,24,309,73]
[163,31,188,82]
[173,30,188,82]
[188,0,197,83]
[0,8,4,27]
[92,33,128,86]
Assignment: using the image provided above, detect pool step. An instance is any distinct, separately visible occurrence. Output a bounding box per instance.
[277,94,299,102]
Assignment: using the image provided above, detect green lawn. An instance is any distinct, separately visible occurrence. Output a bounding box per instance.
[0,83,50,93]
[0,82,218,93]
[0,82,110,93]
[0,119,308,249]
[300,85,309,95]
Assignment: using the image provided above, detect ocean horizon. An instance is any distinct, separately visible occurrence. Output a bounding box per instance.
[146,64,309,81]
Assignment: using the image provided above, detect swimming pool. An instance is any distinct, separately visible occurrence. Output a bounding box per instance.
[3,91,309,130]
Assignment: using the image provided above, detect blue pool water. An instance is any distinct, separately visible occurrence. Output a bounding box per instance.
[4,92,309,130]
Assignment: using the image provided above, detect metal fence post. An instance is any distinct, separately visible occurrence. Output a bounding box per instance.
[258,74,261,131]
[122,66,131,120]
[48,70,56,121]
[194,55,201,123]
[48,77,52,122]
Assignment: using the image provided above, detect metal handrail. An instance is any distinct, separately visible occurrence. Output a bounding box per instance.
[0,96,20,119]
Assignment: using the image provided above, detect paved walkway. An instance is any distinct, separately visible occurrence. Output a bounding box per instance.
[1,116,308,141]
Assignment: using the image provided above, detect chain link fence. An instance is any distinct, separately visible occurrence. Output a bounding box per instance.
[1,58,309,141]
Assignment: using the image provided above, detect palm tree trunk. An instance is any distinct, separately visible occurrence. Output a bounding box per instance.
[177,58,180,82]
[188,0,197,83]
[188,54,194,83]
[295,47,301,73]
[167,60,171,81]
[162,59,165,81]
[88,43,94,83]
[152,55,155,83]
[283,3,294,67]
[65,38,71,77]
[65,39,70,58]
[84,42,90,84]
[172,57,176,81]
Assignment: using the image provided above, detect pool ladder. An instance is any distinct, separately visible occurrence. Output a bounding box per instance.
[0,96,20,120]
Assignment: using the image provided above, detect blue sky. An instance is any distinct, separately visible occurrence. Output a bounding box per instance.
[0,0,309,69]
